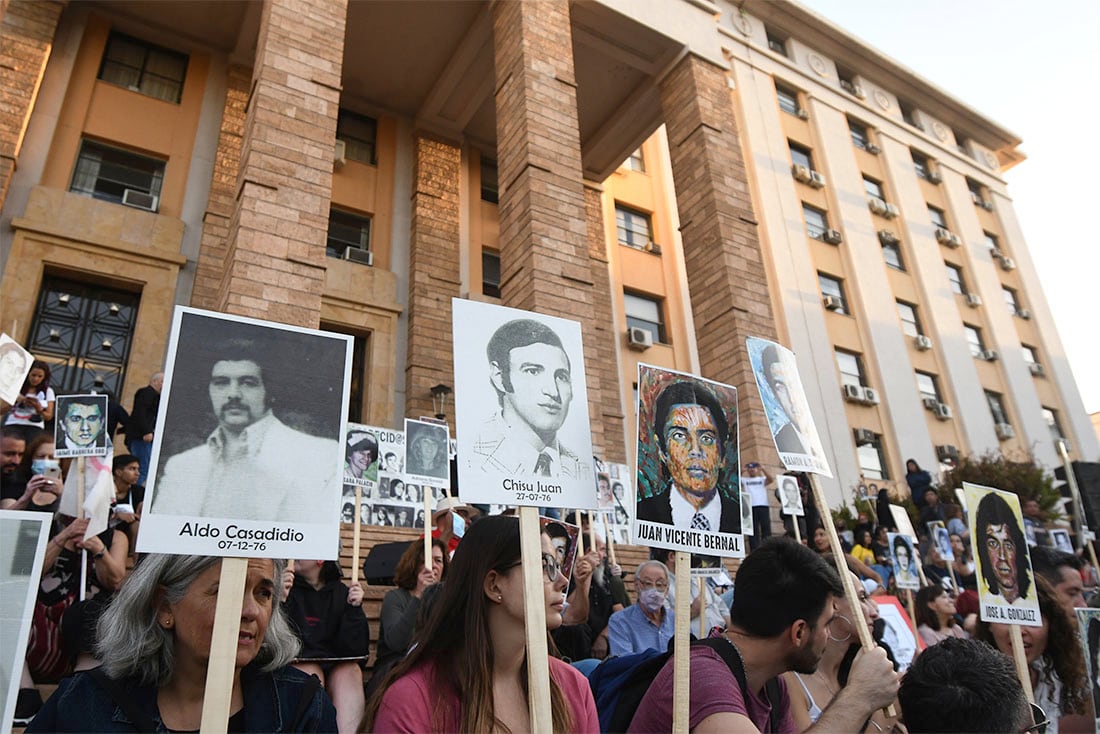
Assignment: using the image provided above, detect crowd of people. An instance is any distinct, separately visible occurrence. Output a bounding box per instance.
[3,355,1098,734]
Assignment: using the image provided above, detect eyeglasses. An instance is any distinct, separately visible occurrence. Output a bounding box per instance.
[1023,703,1048,734]
[637,579,669,592]
[503,553,562,584]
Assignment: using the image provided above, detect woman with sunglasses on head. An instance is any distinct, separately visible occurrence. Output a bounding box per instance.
[976,576,1093,734]
[785,566,901,733]
[364,515,599,733]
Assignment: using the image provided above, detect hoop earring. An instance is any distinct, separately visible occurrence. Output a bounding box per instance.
[828,614,853,643]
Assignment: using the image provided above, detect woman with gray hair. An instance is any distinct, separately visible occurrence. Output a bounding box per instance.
[27,555,337,732]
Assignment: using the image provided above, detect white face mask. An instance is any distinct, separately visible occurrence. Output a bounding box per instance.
[639,587,666,612]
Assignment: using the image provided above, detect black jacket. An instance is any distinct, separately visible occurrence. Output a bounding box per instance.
[282,576,369,659]
[125,385,159,443]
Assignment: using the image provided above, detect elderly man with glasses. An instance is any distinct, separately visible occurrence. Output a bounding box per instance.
[607,560,675,656]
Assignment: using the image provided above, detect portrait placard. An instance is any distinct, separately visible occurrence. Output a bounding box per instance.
[888,532,920,590]
[54,394,110,458]
[0,512,51,729]
[341,424,445,529]
[0,333,33,406]
[140,307,352,560]
[1049,528,1073,554]
[404,418,450,489]
[777,474,804,516]
[927,520,954,561]
[542,516,581,583]
[633,364,743,558]
[452,299,596,508]
[875,596,922,672]
[964,482,1042,627]
[746,337,832,477]
[1076,608,1100,720]
[889,504,918,540]
[344,423,379,487]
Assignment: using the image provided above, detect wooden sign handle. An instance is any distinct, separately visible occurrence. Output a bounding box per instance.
[351,484,362,582]
[1008,624,1036,704]
[423,486,433,570]
[200,558,248,733]
[905,590,920,641]
[77,457,87,602]
[673,551,691,733]
[600,511,618,566]
[587,511,597,561]
[518,506,552,734]
[576,510,585,556]
[793,516,802,544]
[697,574,706,639]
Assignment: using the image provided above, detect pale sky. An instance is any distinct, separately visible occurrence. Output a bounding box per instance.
[798,0,1100,417]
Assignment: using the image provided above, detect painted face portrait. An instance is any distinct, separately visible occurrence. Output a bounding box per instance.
[985,523,1018,598]
[63,403,104,448]
[209,360,267,431]
[660,404,724,500]
[494,342,572,435]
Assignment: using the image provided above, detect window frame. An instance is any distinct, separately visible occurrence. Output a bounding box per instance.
[325,207,372,260]
[615,203,654,250]
[789,141,814,171]
[336,109,378,166]
[896,301,923,337]
[482,250,501,299]
[945,264,967,295]
[1021,344,1040,366]
[882,239,905,271]
[856,434,889,480]
[835,349,865,389]
[624,148,646,173]
[97,31,188,104]
[775,82,802,116]
[480,159,498,204]
[69,138,166,210]
[1042,407,1065,444]
[818,273,848,315]
[915,371,941,402]
[624,290,667,344]
[927,205,947,229]
[848,119,871,150]
[964,324,985,357]
[985,390,1009,426]
[863,176,885,201]
[802,203,828,240]
[766,28,789,57]
[1002,286,1020,316]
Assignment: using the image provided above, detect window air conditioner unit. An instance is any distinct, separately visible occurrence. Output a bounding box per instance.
[926,171,943,184]
[935,228,960,247]
[1028,362,1045,377]
[823,295,842,311]
[877,230,899,245]
[334,138,347,167]
[343,246,373,266]
[643,241,662,255]
[933,403,953,421]
[797,108,810,121]
[843,383,863,402]
[995,423,1015,440]
[822,229,843,245]
[808,171,826,189]
[923,397,940,410]
[865,143,881,155]
[121,188,158,212]
[853,428,876,446]
[861,387,880,405]
[999,257,1016,271]
[981,200,994,212]
[792,164,813,183]
[970,191,983,206]
[1016,308,1031,320]
[978,349,999,362]
[965,293,982,307]
[627,327,653,351]
[883,202,900,219]
[914,335,933,351]
[936,444,959,463]
[868,197,888,216]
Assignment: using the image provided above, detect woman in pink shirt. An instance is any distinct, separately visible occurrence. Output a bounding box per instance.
[365,515,599,733]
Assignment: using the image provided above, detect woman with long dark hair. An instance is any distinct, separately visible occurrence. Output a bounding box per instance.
[365,515,598,732]
[914,585,967,646]
[3,360,55,443]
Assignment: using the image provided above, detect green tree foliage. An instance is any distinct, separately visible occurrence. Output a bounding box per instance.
[940,451,1062,518]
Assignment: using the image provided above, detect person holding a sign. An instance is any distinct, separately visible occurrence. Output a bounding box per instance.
[367,515,599,732]
[28,554,336,732]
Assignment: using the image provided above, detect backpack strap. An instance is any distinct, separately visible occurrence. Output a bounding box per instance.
[88,667,160,732]
[694,638,781,732]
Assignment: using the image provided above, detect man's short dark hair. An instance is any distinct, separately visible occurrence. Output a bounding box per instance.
[760,343,781,390]
[892,534,911,559]
[206,339,275,407]
[112,454,139,473]
[899,637,1028,733]
[1030,545,1082,585]
[63,394,105,414]
[729,536,843,637]
[975,492,1031,598]
[486,319,568,397]
[652,381,729,456]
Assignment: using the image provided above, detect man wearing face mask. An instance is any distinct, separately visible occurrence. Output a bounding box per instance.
[607,560,675,656]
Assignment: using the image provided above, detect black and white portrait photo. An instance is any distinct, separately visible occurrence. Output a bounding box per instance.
[404,418,449,487]
[53,394,110,458]
[453,299,596,508]
[140,307,351,559]
[0,334,33,405]
[777,474,804,516]
[344,425,378,487]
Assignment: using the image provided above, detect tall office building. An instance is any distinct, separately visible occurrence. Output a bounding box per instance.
[1,0,1093,508]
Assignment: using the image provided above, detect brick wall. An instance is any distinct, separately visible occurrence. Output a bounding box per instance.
[0,0,63,211]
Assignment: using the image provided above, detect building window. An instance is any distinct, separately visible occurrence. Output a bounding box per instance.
[915,371,941,402]
[953,129,969,155]
[863,176,885,201]
[967,178,990,208]
[818,273,848,315]
[912,150,932,180]
[964,324,985,357]
[789,142,813,171]
[848,119,871,150]
[615,204,653,249]
[837,66,859,96]
[835,350,865,388]
[624,148,646,172]
[322,324,369,423]
[336,109,377,165]
[98,32,188,104]
[1021,344,1040,366]
[326,208,371,260]
[775,82,802,116]
[480,159,498,203]
[927,205,947,229]
[482,251,501,298]
[899,100,921,129]
[624,291,666,344]
[983,231,1001,255]
[1042,407,1065,445]
[856,434,889,480]
[70,139,165,209]
[986,391,1009,426]
[945,264,967,295]
[897,301,923,337]
[1002,287,1020,316]
[802,204,828,240]
[882,240,905,270]
[26,276,140,395]
[766,28,789,56]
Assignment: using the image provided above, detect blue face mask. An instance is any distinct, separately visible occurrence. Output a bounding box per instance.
[31,459,60,476]
[451,511,466,539]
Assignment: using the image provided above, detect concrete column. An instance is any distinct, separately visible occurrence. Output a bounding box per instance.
[659,54,782,469]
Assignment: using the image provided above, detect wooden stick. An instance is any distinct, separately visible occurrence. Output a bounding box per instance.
[423,486,432,570]
[948,564,961,593]
[793,517,802,544]
[587,511,597,561]
[600,511,618,566]
[518,506,551,734]
[1057,441,1100,581]
[915,556,928,587]
[1008,625,1036,705]
[78,457,87,602]
[576,511,585,556]
[905,590,920,641]
[807,475,896,718]
[352,484,363,581]
[697,574,706,639]
[673,551,691,733]
[200,558,248,733]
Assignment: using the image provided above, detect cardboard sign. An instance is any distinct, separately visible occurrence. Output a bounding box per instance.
[344,424,379,487]
[889,504,918,540]
[777,474,804,516]
[595,463,633,545]
[888,532,920,590]
[404,418,450,489]
[927,520,954,562]
[746,337,832,477]
[140,307,352,560]
[0,333,33,405]
[964,483,1042,627]
[1076,608,1100,720]
[633,364,743,558]
[338,424,444,528]
[875,595,922,672]
[1050,528,1073,554]
[452,299,596,508]
[54,394,110,458]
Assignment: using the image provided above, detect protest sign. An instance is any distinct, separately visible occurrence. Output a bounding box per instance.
[0,512,51,730]
[633,364,744,558]
[140,307,352,560]
[777,474,804,516]
[964,483,1041,627]
[1076,608,1100,719]
[54,394,110,458]
[927,520,954,561]
[344,424,379,487]
[0,333,32,405]
[888,532,920,591]
[404,418,450,489]
[875,596,922,673]
[1050,528,1073,554]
